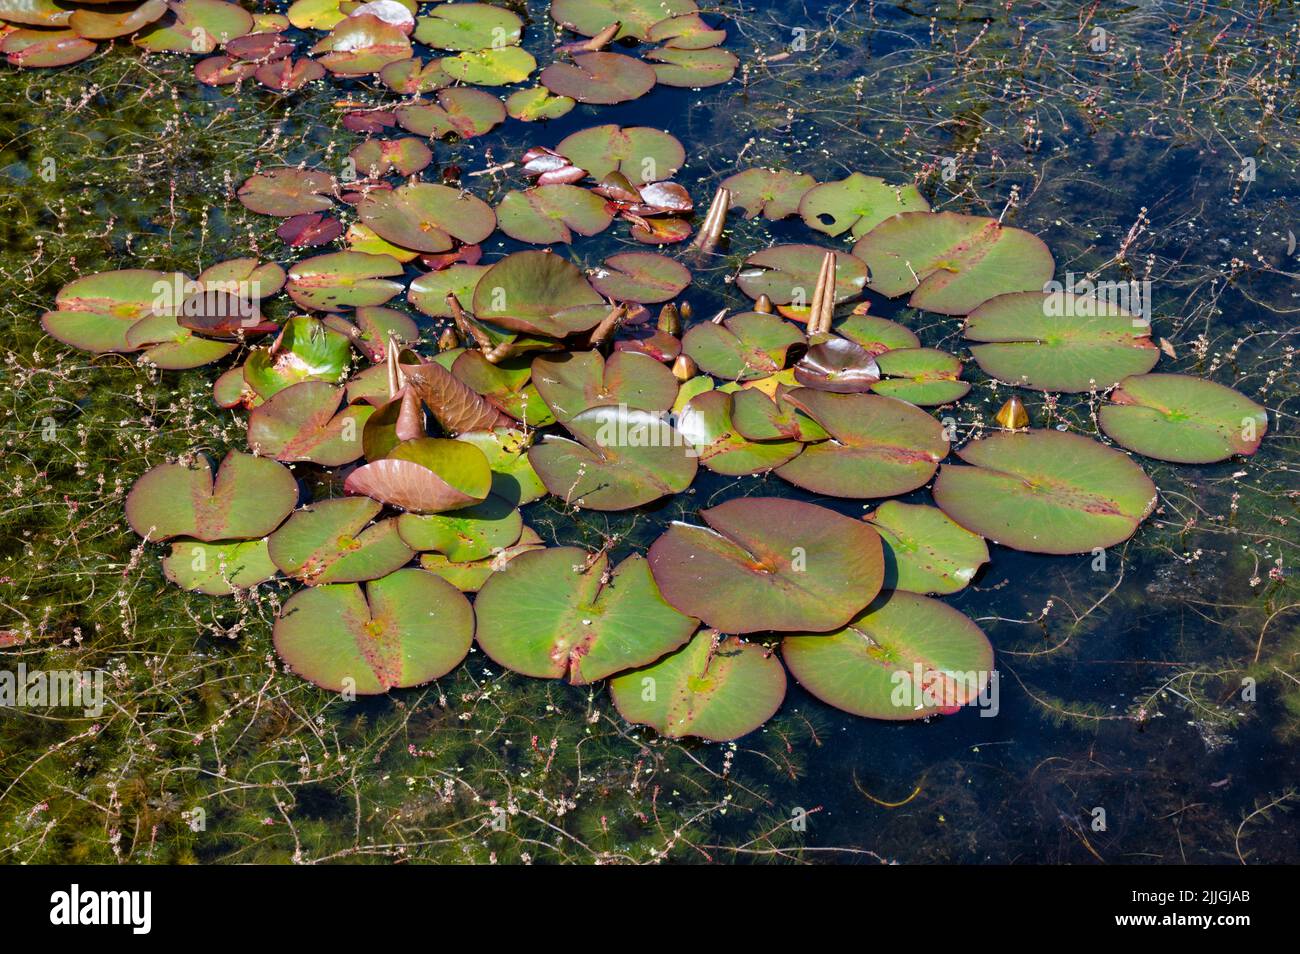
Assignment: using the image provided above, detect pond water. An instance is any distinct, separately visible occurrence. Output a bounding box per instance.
[0,0,1297,863]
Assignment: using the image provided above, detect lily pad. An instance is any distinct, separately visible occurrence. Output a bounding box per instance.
[835,313,920,354]
[238,168,335,216]
[647,497,885,634]
[67,0,167,40]
[345,437,491,513]
[541,52,656,105]
[395,87,505,139]
[440,45,535,84]
[775,389,948,498]
[720,167,817,221]
[505,86,575,122]
[243,316,353,400]
[349,137,433,177]
[588,252,690,304]
[932,429,1157,554]
[852,211,1054,315]
[407,263,489,319]
[397,495,522,562]
[682,311,803,382]
[1098,373,1269,464]
[134,0,253,54]
[41,268,185,354]
[793,336,880,392]
[126,450,297,542]
[2,28,97,67]
[357,182,495,254]
[471,250,606,337]
[872,348,969,406]
[419,527,545,592]
[413,2,522,50]
[556,125,684,184]
[736,245,867,307]
[730,387,828,442]
[256,56,326,90]
[865,501,989,595]
[456,428,548,506]
[964,291,1159,392]
[677,390,802,475]
[268,497,412,584]
[248,381,374,465]
[550,0,698,41]
[379,56,451,93]
[646,12,726,49]
[798,173,929,238]
[161,538,278,596]
[286,251,405,311]
[311,13,411,75]
[782,590,993,720]
[532,349,678,424]
[643,46,736,87]
[495,185,614,245]
[452,352,555,427]
[272,568,474,693]
[474,548,697,684]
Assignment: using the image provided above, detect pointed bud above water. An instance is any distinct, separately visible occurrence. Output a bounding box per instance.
[672,354,697,382]
[995,395,1030,430]
[754,293,774,314]
[658,302,681,336]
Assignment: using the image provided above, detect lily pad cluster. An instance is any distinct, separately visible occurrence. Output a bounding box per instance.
[23,2,1273,742]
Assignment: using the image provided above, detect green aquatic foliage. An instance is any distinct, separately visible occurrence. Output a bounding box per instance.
[1099,373,1269,464]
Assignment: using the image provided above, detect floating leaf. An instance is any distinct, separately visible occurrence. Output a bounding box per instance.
[872,348,969,405]
[126,451,297,542]
[195,54,258,85]
[588,252,690,304]
[505,86,575,121]
[730,387,828,442]
[268,497,412,584]
[379,56,451,93]
[256,56,326,90]
[407,263,489,318]
[799,173,929,238]
[793,336,880,392]
[248,381,373,465]
[556,124,684,184]
[273,568,473,693]
[134,0,253,54]
[225,31,295,61]
[963,291,1159,392]
[647,497,885,634]
[776,389,947,498]
[397,495,522,562]
[682,311,803,382]
[865,501,989,595]
[238,168,335,217]
[419,527,545,591]
[532,349,677,424]
[643,46,736,87]
[395,86,504,139]
[311,13,411,75]
[475,548,696,684]
[495,185,613,245]
[550,0,699,41]
[357,182,495,254]
[852,211,1054,315]
[277,211,343,247]
[287,0,346,30]
[646,12,726,49]
[413,2,522,50]
[471,250,606,337]
[720,167,816,221]
[736,245,867,307]
[440,45,535,84]
[457,428,548,506]
[782,590,993,720]
[161,538,277,596]
[677,390,801,475]
[541,51,655,105]
[345,437,491,513]
[452,352,555,427]
[835,313,919,354]
[243,316,352,399]
[2,27,97,67]
[1098,373,1269,464]
[286,251,405,311]
[932,429,1157,554]
[41,269,185,354]
[349,137,433,177]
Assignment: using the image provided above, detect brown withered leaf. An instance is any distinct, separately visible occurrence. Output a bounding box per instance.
[403,359,513,434]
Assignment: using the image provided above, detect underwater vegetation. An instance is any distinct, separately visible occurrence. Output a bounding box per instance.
[1,0,1298,864]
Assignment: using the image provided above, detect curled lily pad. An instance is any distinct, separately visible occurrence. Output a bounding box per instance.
[610,630,785,741]
[345,437,491,513]
[397,495,522,562]
[248,381,374,465]
[402,359,514,434]
[126,450,297,542]
[782,590,993,720]
[268,497,412,584]
[682,311,803,382]
[677,390,801,475]
[238,168,335,217]
[1098,373,1269,464]
[349,137,432,177]
[872,348,969,406]
[799,173,929,238]
[720,167,816,221]
[556,125,684,184]
[287,251,405,311]
[852,212,1054,315]
[471,250,606,337]
[496,185,613,245]
[541,52,655,105]
[835,313,920,354]
[776,389,948,498]
[644,46,736,87]
[865,501,989,595]
[395,87,504,139]
[243,316,352,399]
[312,13,411,75]
[964,291,1159,392]
[532,349,677,424]
[161,538,277,596]
[413,2,522,50]
[440,45,535,84]
[505,86,575,122]
[362,387,425,460]
[474,548,697,684]
[529,405,697,510]
[551,0,698,41]
[736,245,867,307]
[273,568,474,693]
[41,269,185,354]
[932,429,1157,554]
[452,352,555,427]
[588,252,690,304]
[793,336,880,392]
[358,182,495,254]
[134,0,253,54]
[648,497,884,634]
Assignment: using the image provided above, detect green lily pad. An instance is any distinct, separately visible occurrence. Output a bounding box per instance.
[799,173,929,238]
[407,263,489,319]
[865,501,989,595]
[677,390,802,475]
[647,497,885,634]
[775,389,948,498]
[243,316,353,400]
[286,0,346,30]
[532,349,678,424]
[610,631,785,741]
[71,0,168,40]
[357,182,495,254]
[196,257,286,299]
[133,0,253,54]
[505,86,575,122]
[529,405,697,510]
[397,495,522,562]
[872,348,969,406]
[541,52,656,105]
[419,526,545,592]
[2,28,97,67]
[782,590,993,720]
[311,13,411,75]
[237,168,335,217]
[474,548,697,684]
[556,124,684,184]
[496,185,614,245]
[349,137,433,177]
[1098,373,1269,464]
[646,12,726,49]
[41,269,185,354]
[287,251,405,312]
[395,86,505,139]
[471,250,606,337]
[682,311,804,382]
[730,387,829,442]
[248,381,374,466]
[440,45,535,84]
[456,428,548,507]
[835,313,920,354]
[644,46,736,88]
[720,167,817,221]
[852,211,1054,316]
[736,245,867,307]
[451,352,555,427]
[550,0,698,41]
[0,0,74,28]
[134,322,238,371]
[126,450,298,542]
[379,56,452,93]
[964,290,1159,392]
[588,252,691,304]
[345,437,491,513]
[161,538,277,595]
[932,429,1157,554]
[413,2,522,50]
[273,568,474,693]
[268,497,412,584]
